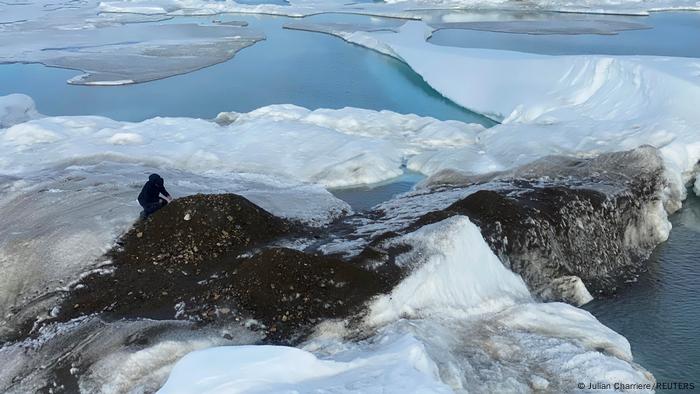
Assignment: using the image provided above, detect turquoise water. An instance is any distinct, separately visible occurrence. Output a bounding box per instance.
[331,171,424,211]
[0,14,489,124]
[585,192,700,390]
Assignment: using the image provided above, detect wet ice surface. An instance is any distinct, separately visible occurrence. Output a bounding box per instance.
[0,21,264,85]
[429,12,700,57]
[0,317,261,393]
[429,18,650,35]
[0,0,269,85]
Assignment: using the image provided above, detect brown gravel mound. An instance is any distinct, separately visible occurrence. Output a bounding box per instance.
[57,194,293,322]
[226,248,391,341]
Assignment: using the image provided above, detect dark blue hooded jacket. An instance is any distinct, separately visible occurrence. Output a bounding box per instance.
[138,174,170,207]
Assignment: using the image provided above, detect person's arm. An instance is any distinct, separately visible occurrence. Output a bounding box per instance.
[160,184,172,202]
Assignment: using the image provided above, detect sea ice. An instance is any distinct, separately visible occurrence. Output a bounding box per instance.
[428,18,651,35]
[97,0,700,19]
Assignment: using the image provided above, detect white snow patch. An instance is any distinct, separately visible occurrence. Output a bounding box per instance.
[367,216,531,325]
[158,335,452,394]
[0,102,484,188]
[0,94,40,129]
[106,132,144,145]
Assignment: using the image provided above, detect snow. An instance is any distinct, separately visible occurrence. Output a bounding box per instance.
[367,216,532,325]
[95,0,700,19]
[0,103,483,188]
[307,21,700,212]
[0,94,39,129]
[158,335,452,394]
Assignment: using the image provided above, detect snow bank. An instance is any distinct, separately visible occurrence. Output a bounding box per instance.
[368,216,531,325]
[0,94,39,129]
[0,102,483,188]
[158,334,452,394]
[315,21,700,211]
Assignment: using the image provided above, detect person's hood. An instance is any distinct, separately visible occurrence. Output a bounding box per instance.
[149,173,163,186]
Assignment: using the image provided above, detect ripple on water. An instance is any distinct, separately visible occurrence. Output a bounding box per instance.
[585,191,700,387]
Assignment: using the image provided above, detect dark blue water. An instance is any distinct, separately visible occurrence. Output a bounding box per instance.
[585,192,700,391]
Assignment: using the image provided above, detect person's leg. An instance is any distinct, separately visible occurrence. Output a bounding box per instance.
[143,201,162,218]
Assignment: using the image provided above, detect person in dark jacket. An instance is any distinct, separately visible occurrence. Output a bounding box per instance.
[138,174,172,219]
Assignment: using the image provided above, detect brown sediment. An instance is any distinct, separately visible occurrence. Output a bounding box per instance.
[47,193,394,344]
[57,193,293,323]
